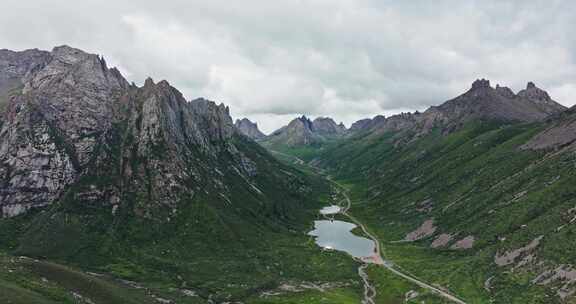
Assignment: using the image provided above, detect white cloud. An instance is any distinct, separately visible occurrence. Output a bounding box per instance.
[1,0,576,131]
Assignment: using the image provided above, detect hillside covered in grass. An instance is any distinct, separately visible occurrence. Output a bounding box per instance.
[308,81,576,303]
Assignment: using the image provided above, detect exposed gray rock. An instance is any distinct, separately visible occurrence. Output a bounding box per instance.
[450,235,475,250]
[404,219,436,241]
[235,118,265,140]
[311,117,346,136]
[263,115,347,147]
[349,118,374,132]
[494,236,543,266]
[521,106,576,150]
[0,48,50,96]
[534,265,576,299]
[0,46,125,216]
[517,82,566,115]
[431,233,454,248]
[495,84,515,99]
[0,46,264,218]
[349,113,418,135]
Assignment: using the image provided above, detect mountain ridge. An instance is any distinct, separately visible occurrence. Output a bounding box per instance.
[349,79,566,138]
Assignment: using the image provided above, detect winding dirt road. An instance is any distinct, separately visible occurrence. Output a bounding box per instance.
[270,150,467,303]
[329,178,467,304]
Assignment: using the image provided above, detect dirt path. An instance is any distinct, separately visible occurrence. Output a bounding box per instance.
[328,178,467,304]
[358,264,377,304]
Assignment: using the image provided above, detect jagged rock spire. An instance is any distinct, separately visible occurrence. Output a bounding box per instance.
[471,78,491,90]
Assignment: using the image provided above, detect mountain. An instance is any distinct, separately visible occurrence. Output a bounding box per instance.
[419,79,566,132]
[265,115,316,147]
[258,116,347,161]
[349,79,566,138]
[0,46,361,303]
[234,118,266,140]
[304,80,576,302]
[311,117,347,137]
[260,115,346,153]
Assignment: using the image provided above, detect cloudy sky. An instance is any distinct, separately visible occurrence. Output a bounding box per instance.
[2,0,575,132]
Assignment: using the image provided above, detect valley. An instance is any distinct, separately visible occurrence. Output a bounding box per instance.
[2,45,576,304]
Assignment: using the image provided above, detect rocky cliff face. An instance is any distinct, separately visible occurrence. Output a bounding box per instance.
[235,118,265,140]
[0,46,130,216]
[0,46,291,218]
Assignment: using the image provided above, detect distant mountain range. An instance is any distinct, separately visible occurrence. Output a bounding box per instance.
[258,78,567,159]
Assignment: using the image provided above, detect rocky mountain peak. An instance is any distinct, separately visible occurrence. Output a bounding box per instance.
[429,78,566,126]
[144,77,155,87]
[517,81,552,102]
[51,45,93,64]
[516,81,566,115]
[291,115,314,130]
[297,115,312,124]
[0,46,245,218]
[471,78,491,90]
[235,118,265,140]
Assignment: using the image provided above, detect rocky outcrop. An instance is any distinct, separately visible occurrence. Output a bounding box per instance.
[404,219,436,241]
[450,235,475,250]
[431,233,454,248]
[517,82,566,115]
[235,118,266,140]
[0,46,273,218]
[494,236,543,266]
[534,265,576,299]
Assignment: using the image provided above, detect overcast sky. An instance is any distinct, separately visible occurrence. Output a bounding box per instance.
[2,0,575,133]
